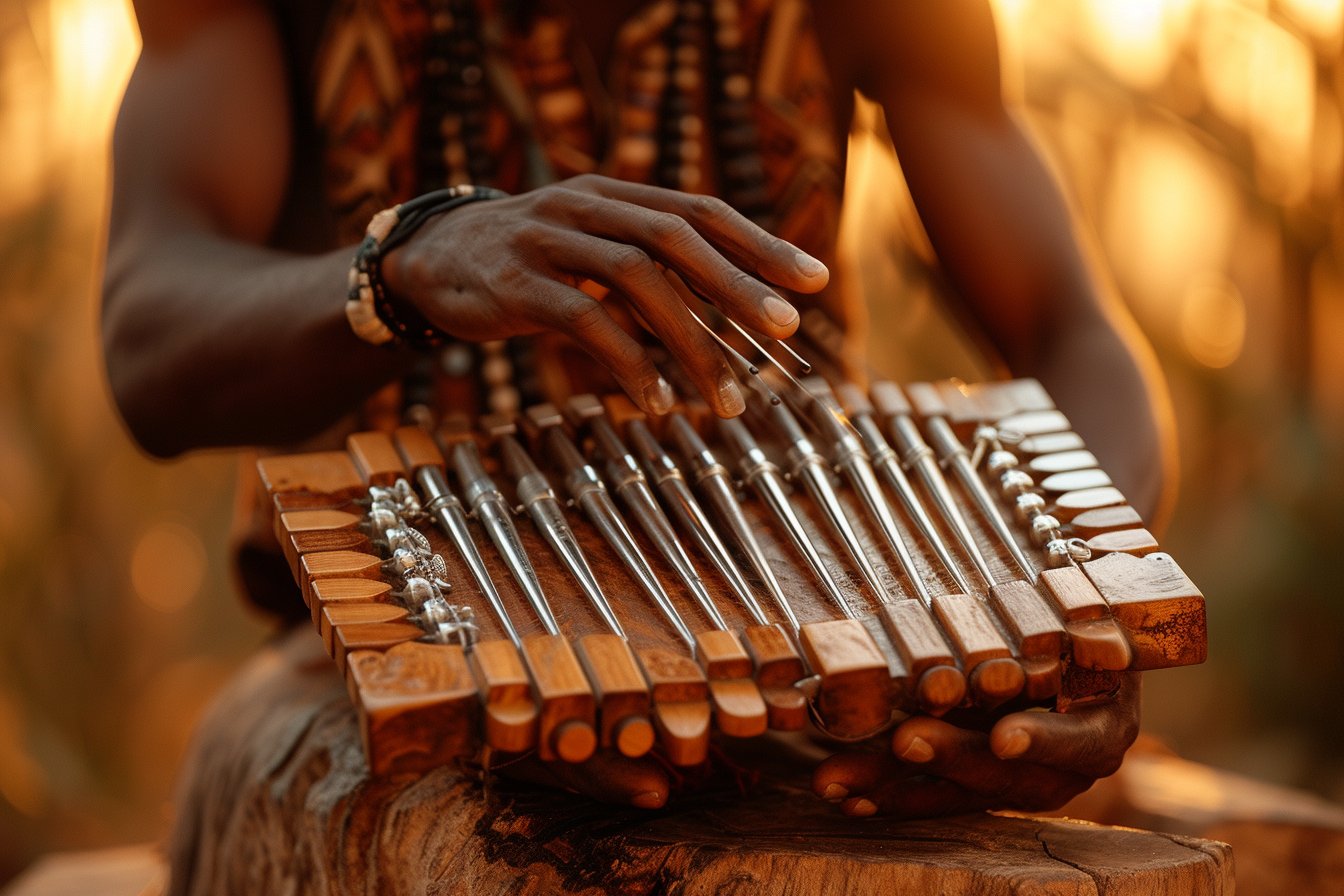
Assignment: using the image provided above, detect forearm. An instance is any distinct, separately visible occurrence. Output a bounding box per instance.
[888,103,1175,524]
[102,229,412,457]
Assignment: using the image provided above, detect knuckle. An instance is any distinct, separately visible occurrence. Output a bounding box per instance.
[494,257,532,293]
[552,294,606,333]
[605,244,656,281]
[532,187,581,218]
[645,212,693,243]
[688,193,732,223]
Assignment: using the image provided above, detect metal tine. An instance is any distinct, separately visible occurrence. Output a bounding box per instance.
[565,394,730,632]
[414,455,524,649]
[716,313,812,397]
[745,388,894,605]
[482,414,628,639]
[871,381,998,586]
[925,414,1038,582]
[834,382,976,594]
[796,377,936,606]
[610,396,773,629]
[665,411,803,634]
[716,414,861,620]
[682,310,784,405]
[523,403,699,650]
[440,418,563,637]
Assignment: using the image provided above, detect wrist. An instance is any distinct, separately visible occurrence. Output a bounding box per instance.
[345,185,507,350]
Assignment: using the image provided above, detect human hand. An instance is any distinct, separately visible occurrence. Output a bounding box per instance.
[381,174,829,417]
[812,672,1140,817]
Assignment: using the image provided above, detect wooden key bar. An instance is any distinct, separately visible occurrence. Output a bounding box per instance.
[346,642,479,775]
[574,634,655,757]
[930,593,1025,708]
[798,619,893,738]
[300,550,383,609]
[987,581,1066,701]
[346,431,408,486]
[519,634,598,763]
[874,601,966,715]
[1086,528,1160,557]
[1038,566,1135,671]
[695,629,769,738]
[468,639,539,753]
[740,624,808,731]
[321,602,410,657]
[1083,552,1207,670]
[635,647,712,766]
[309,578,393,628]
[1069,505,1145,537]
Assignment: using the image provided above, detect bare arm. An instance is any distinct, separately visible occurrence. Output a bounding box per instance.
[826,0,1176,526]
[103,1,411,457]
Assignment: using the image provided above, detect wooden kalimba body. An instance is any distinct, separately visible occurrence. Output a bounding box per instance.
[258,378,1206,776]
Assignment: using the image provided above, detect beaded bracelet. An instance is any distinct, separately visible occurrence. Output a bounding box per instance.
[346,184,509,350]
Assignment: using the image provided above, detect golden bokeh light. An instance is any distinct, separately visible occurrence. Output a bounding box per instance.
[130,521,207,613]
[1083,0,1196,90]
[1179,274,1247,368]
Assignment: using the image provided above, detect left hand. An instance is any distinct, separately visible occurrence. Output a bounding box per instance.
[811,672,1140,817]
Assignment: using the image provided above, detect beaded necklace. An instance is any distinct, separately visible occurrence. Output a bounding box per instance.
[409,0,776,414]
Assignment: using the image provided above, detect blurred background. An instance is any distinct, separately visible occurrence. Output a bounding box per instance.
[0,0,1341,883]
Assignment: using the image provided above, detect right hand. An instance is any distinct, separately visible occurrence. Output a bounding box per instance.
[381,174,830,417]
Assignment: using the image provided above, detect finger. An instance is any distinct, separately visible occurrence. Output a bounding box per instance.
[544,232,745,416]
[812,749,904,802]
[555,191,801,339]
[892,716,1094,812]
[842,777,986,819]
[521,278,675,416]
[571,175,830,295]
[501,750,672,809]
[989,673,1140,778]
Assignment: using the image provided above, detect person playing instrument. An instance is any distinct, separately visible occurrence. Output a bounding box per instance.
[102,0,1170,819]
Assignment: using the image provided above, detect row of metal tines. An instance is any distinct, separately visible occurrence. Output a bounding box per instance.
[278,376,1141,767]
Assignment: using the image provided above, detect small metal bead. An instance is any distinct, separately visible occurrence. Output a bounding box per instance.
[1030,514,1062,546]
[1044,538,1073,568]
[1000,469,1035,497]
[403,577,439,611]
[987,449,1019,475]
[1014,492,1046,523]
[367,506,400,533]
[973,424,998,444]
[1066,538,1093,563]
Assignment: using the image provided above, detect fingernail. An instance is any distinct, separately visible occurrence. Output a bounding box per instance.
[795,251,828,278]
[849,798,878,817]
[998,728,1030,759]
[762,294,798,328]
[901,736,934,764]
[718,375,745,415]
[632,791,665,809]
[822,783,848,801]
[643,377,675,415]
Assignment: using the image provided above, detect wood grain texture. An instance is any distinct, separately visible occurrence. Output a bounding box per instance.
[346,431,407,486]
[1084,553,1207,670]
[166,629,1233,896]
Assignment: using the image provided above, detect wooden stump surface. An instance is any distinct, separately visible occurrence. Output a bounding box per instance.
[166,628,1231,895]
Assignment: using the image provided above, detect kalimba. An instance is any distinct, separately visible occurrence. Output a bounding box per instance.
[259,377,1206,776]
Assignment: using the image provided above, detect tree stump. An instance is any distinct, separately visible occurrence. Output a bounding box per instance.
[168,629,1231,895]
